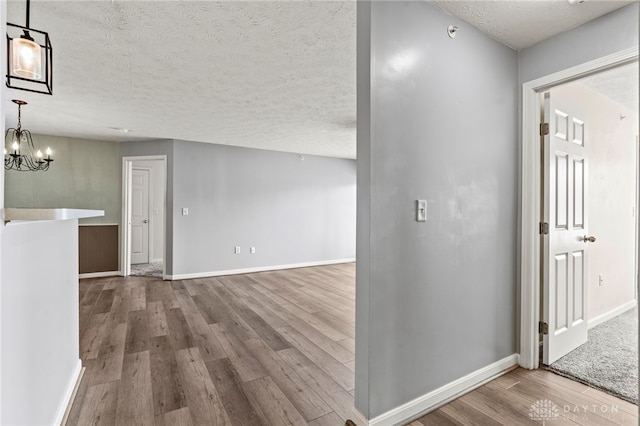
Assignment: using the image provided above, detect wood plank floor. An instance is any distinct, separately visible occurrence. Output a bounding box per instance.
[68,263,637,426]
[412,368,638,426]
[67,264,356,426]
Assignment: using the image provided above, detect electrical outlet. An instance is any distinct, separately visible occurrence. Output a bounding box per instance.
[234,246,240,254]
[250,247,256,254]
[182,208,189,216]
[599,274,604,286]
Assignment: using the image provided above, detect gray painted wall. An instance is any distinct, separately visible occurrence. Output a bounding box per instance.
[518,3,639,84]
[356,1,638,421]
[355,0,372,415]
[5,135,120,224]
[356,1,518,418]
[121,139,356,277]
[171,140,356,275]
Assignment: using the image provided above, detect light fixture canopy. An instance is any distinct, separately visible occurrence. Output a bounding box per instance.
[5,99,53,171]
[6,0,53,95]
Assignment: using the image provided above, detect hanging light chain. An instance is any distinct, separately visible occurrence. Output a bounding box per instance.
[16,103,22,132]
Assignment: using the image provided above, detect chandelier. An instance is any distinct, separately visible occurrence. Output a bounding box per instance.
[5,99,53,171]
[6,0,53,95]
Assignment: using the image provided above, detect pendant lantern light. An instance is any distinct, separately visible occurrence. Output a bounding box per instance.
[6,0,53,95]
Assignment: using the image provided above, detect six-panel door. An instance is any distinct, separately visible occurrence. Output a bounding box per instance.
[543,93,589,365]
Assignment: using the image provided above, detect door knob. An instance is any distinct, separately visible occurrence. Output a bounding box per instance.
[581,235,596,243]
[143,219,148,224]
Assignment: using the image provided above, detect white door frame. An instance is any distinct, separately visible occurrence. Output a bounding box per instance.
[121,155,167,278]
[519,46,639,369]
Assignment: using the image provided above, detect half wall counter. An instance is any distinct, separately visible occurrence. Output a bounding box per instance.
[1,208,104,425]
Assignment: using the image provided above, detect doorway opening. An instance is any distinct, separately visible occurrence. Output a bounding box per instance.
[540,69,638,362]
[539,69,639,405]
[520,44,639,367]
[121,155,167,279]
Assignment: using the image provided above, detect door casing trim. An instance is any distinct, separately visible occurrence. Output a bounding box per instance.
[519,46,639,369]
[121,155,168,278]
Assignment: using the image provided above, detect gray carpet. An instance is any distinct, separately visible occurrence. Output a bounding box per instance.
[548,307,638,404]
[130,262,163,278]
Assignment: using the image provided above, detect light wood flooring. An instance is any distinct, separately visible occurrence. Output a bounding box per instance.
[68,263,637,426]
[67,263,356,426]
[411,367,638,426]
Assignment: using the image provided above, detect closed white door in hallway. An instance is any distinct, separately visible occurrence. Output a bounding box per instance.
[131,168,150,265]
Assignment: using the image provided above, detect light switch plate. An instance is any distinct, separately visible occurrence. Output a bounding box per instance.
[182,208,189,216]
[416,200,427,222]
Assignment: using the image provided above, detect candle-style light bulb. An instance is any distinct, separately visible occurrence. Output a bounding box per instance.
[12,141,19,151]
[3,148,6,155]
[36,149,43,158]
[46,147,52,156]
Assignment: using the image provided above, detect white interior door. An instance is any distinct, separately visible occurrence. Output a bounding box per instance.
[131,168,150,265]
[542,92,593,365]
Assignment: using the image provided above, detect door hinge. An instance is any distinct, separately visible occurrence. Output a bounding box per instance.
[539,321,549,335]
[539,222,549,235]
[540,122,549,136]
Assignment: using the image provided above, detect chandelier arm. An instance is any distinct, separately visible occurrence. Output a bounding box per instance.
[5,127,18,144]
[19,129,39,169]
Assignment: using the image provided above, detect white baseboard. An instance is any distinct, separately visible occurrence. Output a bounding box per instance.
[54,359,83,426]
[79,271,121,279]
[150,258,163,264]
[166,258,356,280]
[368,354,520,426]
[588,300,637,329]
[350,407,370,426]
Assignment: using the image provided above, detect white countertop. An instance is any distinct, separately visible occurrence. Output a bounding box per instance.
[3,208,105,222]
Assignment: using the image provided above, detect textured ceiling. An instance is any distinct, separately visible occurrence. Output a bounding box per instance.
[3,1,636,159]
[580,61,639,112]
[5,1,357,158]
[429,0,633,50]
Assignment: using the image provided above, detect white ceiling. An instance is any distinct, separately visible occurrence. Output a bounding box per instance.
[6,1,358,158]
[429,0,633,51]
[580,61,639,112]
[4,1,636,159]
